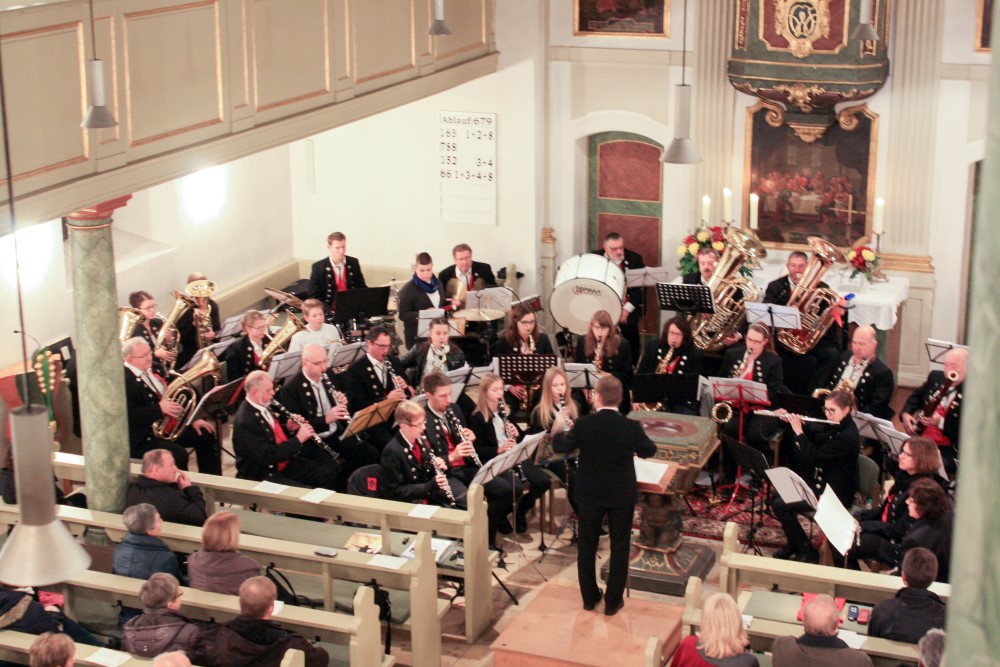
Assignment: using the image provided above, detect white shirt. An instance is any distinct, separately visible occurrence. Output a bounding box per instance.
[423,344,450,376]
[367,352,387,385]
[247,397,274,427]
[288,325,342,354]
[125,362,165,395]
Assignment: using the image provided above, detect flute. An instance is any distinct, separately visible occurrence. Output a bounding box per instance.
[445,406,482,467]
[753,409,837,425]
[419,435,456,507]
[269,399,340,459]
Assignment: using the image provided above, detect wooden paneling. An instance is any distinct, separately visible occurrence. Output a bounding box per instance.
[351,0,416,92]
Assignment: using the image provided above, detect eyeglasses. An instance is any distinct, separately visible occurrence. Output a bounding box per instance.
[519,319,536,325]
[303,358,327,366]
[372,342,391,350]
[822,407,839,414]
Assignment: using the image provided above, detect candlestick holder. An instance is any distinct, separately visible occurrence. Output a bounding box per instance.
[871,232,889,283]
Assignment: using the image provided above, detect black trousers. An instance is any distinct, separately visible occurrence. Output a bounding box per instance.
[771,495,816,555]
[267,454,339,490]
[323,434,380,491]
[577,504,632,608]
[517,462,551,519]
[175,428,221,476]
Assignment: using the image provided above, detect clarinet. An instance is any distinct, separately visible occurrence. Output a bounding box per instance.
[497,400,526,483]
[269,399,339,460]
[385,360,407,396]
[419,434,457,508]
[320,372,353,430]
[445,406,483,467]
[556,395,573,432]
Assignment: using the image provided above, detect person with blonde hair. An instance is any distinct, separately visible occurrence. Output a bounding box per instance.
[223,310,272,381]
[573,309,633,411]
[187,511,263,594]
[670,593,758,666]
[28,632,74,667]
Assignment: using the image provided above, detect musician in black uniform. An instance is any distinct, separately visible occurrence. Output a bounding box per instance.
[591,232,645,364]
[397,252,459,348]
[495,304,554,412]
[901,347,966,477]
[175,272,222,370]
[129,291,173,375]
[400,317,466,388]
[763,251,843,395]
[380,400,457,506]
[818,325,894,419]
[553,376,656,615]
[681,247,719,286]
[232,370,337,488]
[122,338,220,474]
[277,344,379,490]
[438,243,497,366]
[223,311,271,382]
[307,231,367,314]
[573,309,633,413]
[635,316,702,415]
[341,326,411,450]
[771,390,860,563]
[718,323,784,478]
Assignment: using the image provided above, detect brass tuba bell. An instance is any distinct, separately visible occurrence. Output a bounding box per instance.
[259,313,307,370]
[118,307,145,343]
[152,349,222,441]
[776,237,846,355]
[154,291,197,372]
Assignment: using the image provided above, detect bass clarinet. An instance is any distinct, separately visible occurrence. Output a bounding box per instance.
[269,399,340,461]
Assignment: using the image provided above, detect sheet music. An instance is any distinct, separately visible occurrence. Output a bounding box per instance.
[765,467,818,508]
[814,485,859,555]
[625,266,670,287]
[564,362,599,389]
[744,302,802,330]
[925,338,969,364]
[634,458,670,485]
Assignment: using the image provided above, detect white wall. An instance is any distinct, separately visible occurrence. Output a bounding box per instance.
[289,0,546,295]
[0,145,293,368]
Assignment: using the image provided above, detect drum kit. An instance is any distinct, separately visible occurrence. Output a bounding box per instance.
[549,254,626,335]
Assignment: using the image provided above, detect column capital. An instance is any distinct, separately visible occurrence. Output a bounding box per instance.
[66,195,132,228]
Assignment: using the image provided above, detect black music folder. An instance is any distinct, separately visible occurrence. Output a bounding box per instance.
[632,372,700,406]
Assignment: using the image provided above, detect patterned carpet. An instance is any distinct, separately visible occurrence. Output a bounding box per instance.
[681,487,789,549]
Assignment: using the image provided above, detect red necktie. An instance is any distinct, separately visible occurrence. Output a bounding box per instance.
[269,418,290,471]
[335,267,347,292]
[411,441,422,466]
[467,273,473,289]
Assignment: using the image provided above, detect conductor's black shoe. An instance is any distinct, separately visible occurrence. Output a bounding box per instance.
[773,546,796,560]
[604,599,625,616]
[584,588,603,611]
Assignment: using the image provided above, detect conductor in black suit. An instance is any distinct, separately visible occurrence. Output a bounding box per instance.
[308,231,367,315]
[553,375,656,616]
[591,232,646,364]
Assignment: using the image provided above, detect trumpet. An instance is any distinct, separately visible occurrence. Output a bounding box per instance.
[753,409,837,425]
[445,406,482,467]
[419,435,456,508]
[269,399,340,461]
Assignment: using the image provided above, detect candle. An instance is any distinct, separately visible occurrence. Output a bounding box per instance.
[749,193,759,230]
[722,188,733,222]
[872,197,885,236]
[702,195,711,224]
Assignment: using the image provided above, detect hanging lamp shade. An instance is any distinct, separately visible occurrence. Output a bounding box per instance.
[662,84,701,164]
[81,59,117,129]
[427,0,451,35]
[851,0,879,42]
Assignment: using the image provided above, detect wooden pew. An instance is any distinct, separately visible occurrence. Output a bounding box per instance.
[57,570,392,667]
[51,452,493,643]
[0,502,440,667]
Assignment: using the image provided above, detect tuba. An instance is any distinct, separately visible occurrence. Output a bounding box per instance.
[690,227,764,352]
[152,349,222,440]
[776,237,846,355]
[118,308,145,343]
[259,313,307,370]
[185,278,217,350]
[154,291,197,372]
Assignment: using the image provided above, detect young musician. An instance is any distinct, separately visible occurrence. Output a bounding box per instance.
[495,304,554,410]
[528,367,581,514]
[308,231,366,312]
[901,347,966,477]
[287,299,342,354]
[380,400,457,506]
[635,316,702,415]
[573,310,633,412]
[175,272,221,369]
[400,317,466,388]
[223,311,272,381]
[591,232,646,364]
[277,344,379,489]
[342,326,410,450]
[232,370,338,489]
[771,390,860,563]
[397,252,459,348]
[468,373,550,536]
[129,291,173,373]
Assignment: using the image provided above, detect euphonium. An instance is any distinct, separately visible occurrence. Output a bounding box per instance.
[776,236,846,355]
[185,278,217,350]
[690,227,764,352]
[259,313,307,370]
[155,291,197,372]
[152,349,221,441]
[118,307,145,343]
[813,359,867,398]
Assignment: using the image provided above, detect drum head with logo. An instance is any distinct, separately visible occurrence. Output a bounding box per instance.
[549,254,624,335]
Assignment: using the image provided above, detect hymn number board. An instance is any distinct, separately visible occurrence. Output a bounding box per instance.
[438,111,497,226]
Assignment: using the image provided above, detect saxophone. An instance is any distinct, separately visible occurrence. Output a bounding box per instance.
[526,334,536,355]
[813,359,867,398]
[430,344,449,373]
[636,346,675,412]
[731,350,750,379]
[593,339,604,372]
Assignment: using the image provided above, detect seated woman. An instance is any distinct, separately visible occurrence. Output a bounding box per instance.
[112,503,182,625]
[223,310,272,382]
[670,592,759,666]
[574,310,632,413]
[635,316,702,415]
[188,512,263,595]
[846,437,944,569]
[898,478,953,583]
[123,573,213,660]
[467,372,550,537]
[528,367,582,516]
[771,391,859,564]
[495,305,555,413]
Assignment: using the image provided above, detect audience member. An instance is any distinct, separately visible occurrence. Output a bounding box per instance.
[917,629,946,667]
[152,652,193,667]
[113,504,182,581]
[0,585,100,647]
[28,632,74,667]
[772,594,873,666]
[125,449,208,527]
[898,478,953,583]
[670,592,758,666]
[209,576,328,667]
[187,512,262,595]
[123,573,211,660]
[869,547,946,644]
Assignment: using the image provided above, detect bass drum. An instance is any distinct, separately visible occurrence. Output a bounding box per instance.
[549,254,625,335]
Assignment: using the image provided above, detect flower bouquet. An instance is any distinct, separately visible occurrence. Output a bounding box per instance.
[847,245,880,283]
[677,225,752,277]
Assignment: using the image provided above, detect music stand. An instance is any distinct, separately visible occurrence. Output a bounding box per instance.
[219,313,248,340]
[772,392,825,419]
[328,341,365,369]
[343,397,399,438]
[497,354,558,409]
[632,373,700,409]
[267,351,302,386]
[335,286,391,323]
[707,377,769,441]
[466,361,499,387]
[626,266,670,288]
[721,435,770,555]
[417,309,446,338]
[198,340,237,374]
[562,362,601,391]
[925,338,969,365]
[744,302,802,330]
[466,286,515,313]
[655,283,714,317]
[189,378,246,460]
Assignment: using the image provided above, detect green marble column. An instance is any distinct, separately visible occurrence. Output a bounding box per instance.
[66,196,132,518]
[946,2,1000,660]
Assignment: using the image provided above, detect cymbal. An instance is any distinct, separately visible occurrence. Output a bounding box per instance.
[378,278,402,288]
[264,287,304,310]
[452,308,506,322]
[445,277,467,308]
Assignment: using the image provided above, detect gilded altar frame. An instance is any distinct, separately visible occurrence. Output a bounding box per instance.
[976,0,993,52]
[742,101,879,251]
[574,0,670,37]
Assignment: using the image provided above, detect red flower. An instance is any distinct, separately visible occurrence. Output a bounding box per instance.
[684,235,697,245]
